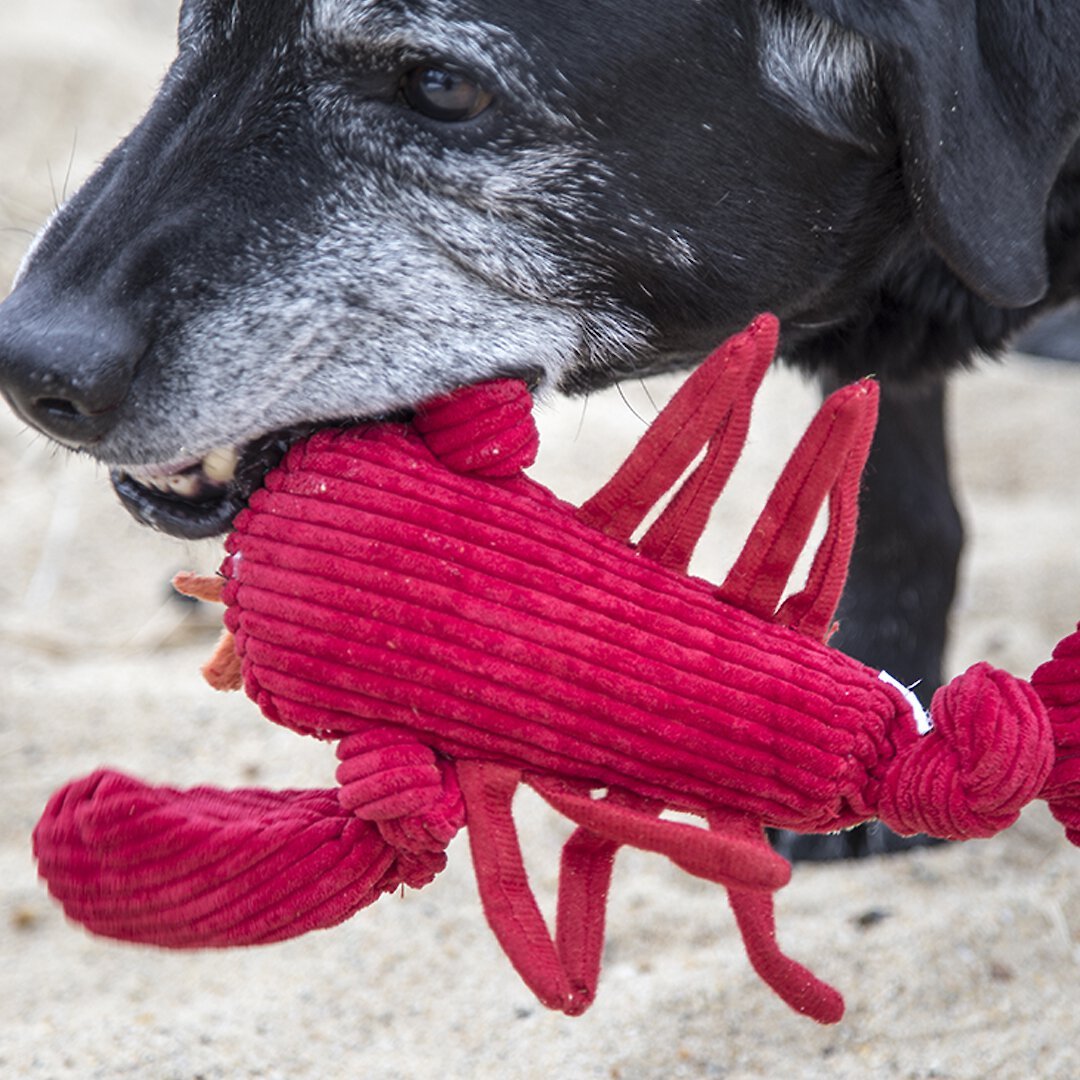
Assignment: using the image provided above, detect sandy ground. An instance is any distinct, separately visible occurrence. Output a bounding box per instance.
[3,4,1080,1078]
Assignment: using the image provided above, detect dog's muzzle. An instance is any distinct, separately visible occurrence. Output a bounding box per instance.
[110,426,315,539]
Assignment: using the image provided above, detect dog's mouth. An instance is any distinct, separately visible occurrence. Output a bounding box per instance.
[109,369,544,541]
[110,423,329,540]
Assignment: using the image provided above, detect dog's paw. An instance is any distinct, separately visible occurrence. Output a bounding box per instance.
[768,823,946,862]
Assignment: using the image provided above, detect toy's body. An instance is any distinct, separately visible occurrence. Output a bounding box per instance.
[221,374,1040,843]
[233,397,900,832]
[34,317,1080,1024]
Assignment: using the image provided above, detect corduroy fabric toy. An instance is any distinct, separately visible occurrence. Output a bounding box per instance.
[33,315,1080,1024]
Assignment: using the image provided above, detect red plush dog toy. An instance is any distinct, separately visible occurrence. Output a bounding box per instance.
[34,315,1080,1024]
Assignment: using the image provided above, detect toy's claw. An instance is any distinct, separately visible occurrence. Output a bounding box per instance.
[33,769,437,947]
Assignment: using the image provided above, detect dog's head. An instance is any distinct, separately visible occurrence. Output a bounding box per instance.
[0,0,1075,538]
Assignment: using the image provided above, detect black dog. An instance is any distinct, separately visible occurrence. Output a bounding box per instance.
[2,1,1079,857]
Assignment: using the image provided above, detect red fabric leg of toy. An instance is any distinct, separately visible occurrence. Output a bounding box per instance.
[529,773,837,1023]
[578,313,777,547]
[456,758,795,1017]
[456,760,587,1013]
[718,379,879,641]
[727,886,845,1024]
[695,809,844,1024]
[530,777,790,891]
[553,824,621,1011]
[457,765,667,1016]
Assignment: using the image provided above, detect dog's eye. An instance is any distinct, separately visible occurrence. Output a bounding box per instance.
[400,67,494,122]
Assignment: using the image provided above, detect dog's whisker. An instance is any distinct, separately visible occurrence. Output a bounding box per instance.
[61,129,79,205]
[45,160,60,214]
[614,382,648,426]
[573,393,590,442]
[638,378,659,417]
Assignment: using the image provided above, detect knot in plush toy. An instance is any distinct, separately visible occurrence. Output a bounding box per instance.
[413,377,539,476]
[336,729,465,882]
[31,314,1080,1024]
[877,664,1051,839]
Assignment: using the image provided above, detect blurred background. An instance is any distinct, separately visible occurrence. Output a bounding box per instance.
[2,3,1080,1077]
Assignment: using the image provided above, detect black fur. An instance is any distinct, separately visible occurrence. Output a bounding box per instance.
[1,0,1079,855]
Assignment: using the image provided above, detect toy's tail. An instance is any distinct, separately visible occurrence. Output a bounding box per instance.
[1032,625,1080,844]
[870,622,1080,847]
[32,770,442,947]
[877,664,1052,841]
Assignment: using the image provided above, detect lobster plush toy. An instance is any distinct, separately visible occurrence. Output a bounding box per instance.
[33,315,1080,1024]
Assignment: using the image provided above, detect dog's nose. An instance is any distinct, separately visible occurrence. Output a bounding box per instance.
[0,294,143,448]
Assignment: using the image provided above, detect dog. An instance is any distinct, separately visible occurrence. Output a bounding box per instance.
[2,0,1079,857]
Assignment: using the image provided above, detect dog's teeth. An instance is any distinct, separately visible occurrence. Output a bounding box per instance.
[166,474,201,498]
[202,445,239,484]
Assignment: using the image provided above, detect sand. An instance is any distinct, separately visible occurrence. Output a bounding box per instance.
[3,3,1080,1077]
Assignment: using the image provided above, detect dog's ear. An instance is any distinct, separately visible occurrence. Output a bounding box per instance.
[801,0,1080,308]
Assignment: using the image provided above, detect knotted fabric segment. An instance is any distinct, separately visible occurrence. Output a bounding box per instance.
[336,729,465,885]
[413,378,538,477]
[32,769,429,947]
[877,663,1053,839]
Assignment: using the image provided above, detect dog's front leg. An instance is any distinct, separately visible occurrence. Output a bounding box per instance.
[773,372,963,860]
[830,372,964,697]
